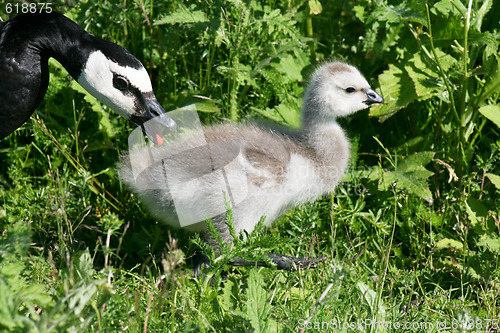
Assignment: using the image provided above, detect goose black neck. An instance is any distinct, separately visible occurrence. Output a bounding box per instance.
[0,12,141,139]
[3,12,95,78]
[0,12,93,139]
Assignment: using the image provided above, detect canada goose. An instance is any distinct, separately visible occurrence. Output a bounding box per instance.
[0,11,175,142]
[119,61,383,271]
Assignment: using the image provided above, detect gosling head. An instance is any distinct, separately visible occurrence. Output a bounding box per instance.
[302,61,383,124]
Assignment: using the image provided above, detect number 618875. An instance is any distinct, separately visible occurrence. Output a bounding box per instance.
[5,3,53,14]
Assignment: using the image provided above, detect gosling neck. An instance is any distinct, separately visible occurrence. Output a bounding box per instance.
[301,94,339,133]
[300,92,350,171]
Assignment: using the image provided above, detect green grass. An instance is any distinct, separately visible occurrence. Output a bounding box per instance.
[1,0,499,331]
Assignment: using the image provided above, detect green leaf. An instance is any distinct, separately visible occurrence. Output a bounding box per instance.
[19,284,52,306]
[398,151,435,171]
[364,152,435,202]
[245,270,272,333]
[474,0,493,31]
[371,46,458,120]
[273,53,307,83]
[395,152,435,202]
[252,96,301,128]
[435,238,463,250]
[194,100,221,113]
[470,31,499,58]
[479,104,500,128]
[357,281,386,319]
[430,213,445,227]
[377,152,435,202]
[406,50,455,97]
[220,280,237,312]
[67,283,98,315]
[485,173,500,189]
[369,63,418,119]
[477,234,500,254]
[155,4,209,25]
[387,2,427,26]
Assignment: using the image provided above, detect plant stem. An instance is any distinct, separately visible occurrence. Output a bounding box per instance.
[306,12,315,58]
[425,5,460,125]
[459,0,473,127]
[229,52,240,122]
[426,4,469,175]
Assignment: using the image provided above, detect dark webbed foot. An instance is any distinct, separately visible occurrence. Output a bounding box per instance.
[192,252,327,278]
[231,253,327,270]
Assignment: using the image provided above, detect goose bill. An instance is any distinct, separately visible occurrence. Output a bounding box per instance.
[130,99,176,146]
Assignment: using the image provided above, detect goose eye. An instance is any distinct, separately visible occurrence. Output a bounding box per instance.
[113,75,129,91]
[345,87,356,94]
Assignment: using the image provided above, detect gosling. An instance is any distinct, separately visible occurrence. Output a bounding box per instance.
[119,61,383,271]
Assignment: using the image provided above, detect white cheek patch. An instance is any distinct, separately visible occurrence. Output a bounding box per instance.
[106,56,153,93]
[76,51,153,118]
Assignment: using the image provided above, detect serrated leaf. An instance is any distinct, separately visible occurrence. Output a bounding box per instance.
[19,284,52,306]
[155,4,208,25]
[432,0,455,15]
[253,97,301,128]
[370,63,418,119]
[388,2,427,25]
[220,279,237,312]
[470,31,499,58]
[67,283,98,315]
[405,52,454,99]
[479,104,500,128]
[475,0,493,31]
[393,152,435,202]
[485,173,500,189]
[378,169,397,192]
[405,65,437,98]
[371,45,458,120]
[478,234,500,254]
[398,151,435,171]
[273,53,306,83]
[245,270,272,333]
[368,152,435,202]
[352,5,366,22]
[393,171,434,203]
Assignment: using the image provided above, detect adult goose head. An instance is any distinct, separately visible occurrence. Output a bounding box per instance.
[119,61,383,271]
[0,11,175,141]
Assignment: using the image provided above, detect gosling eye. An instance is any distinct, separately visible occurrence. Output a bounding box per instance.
[113,75,130,91]
[345,87,356,94]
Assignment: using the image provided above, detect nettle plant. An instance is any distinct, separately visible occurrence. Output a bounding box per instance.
[154,0,311,126]
[354,0,499,201]
[351,0,500,277]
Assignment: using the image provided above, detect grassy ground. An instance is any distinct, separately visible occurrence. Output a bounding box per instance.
[1,0,499,332]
